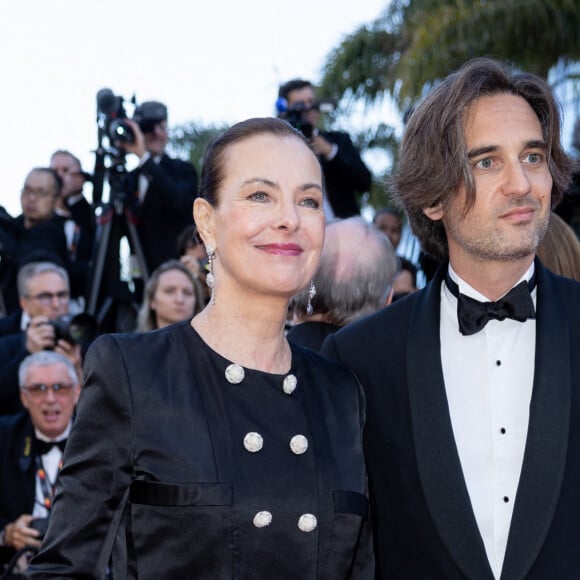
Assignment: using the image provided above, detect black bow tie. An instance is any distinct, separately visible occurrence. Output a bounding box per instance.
[445,274,536,336]
[35,437,67,456]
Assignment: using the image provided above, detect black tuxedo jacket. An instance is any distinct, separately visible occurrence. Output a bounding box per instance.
[0,412,36,564]
[322,261,580,579]
[319,131,371,219]
[130,154,198,273]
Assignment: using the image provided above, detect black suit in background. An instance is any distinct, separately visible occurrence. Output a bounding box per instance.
[130,154,198,273]
[0,216,68,315]
[319,131,371,219]
[59,195,96,301]
[322,260,580,579]
[0,412,36,566]
[286,320,340,353]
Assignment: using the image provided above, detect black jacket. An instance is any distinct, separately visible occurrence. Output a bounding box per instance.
[323,261,580,579]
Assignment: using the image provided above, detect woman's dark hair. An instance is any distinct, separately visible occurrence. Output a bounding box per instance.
[198,117,310,207]
[391,57,575,262]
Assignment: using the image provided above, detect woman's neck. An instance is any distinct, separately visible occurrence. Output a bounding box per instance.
[191,301,291,374]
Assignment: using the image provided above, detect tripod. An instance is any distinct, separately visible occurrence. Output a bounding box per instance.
[86,156,149,334]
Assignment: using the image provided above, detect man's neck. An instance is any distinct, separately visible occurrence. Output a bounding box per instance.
[449,255,535,301]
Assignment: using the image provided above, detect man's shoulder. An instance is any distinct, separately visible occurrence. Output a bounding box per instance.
[0,411,31,441]
[334,291,419,344]
[160,154,196,173]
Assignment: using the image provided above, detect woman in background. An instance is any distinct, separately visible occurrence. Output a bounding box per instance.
[536,212,580,281]
[136,259,204,331]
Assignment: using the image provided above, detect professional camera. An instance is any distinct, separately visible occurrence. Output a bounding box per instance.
[275,98,335,140]
[29,516,50,540]
[49,313,97,348]
[96,88,135,145]
[96,89,169,147]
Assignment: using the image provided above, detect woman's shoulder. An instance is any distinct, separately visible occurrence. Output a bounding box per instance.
[291,342,360,389]
[88,321,192,357]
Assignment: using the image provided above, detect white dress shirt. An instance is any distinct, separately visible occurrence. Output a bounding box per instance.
[440,263,536,579]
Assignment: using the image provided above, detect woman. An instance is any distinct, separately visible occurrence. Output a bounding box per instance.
[536,212,580,281]
[28,118,373,579]
[136,259,204,331]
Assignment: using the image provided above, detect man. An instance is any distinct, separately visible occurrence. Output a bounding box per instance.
[0,351,80,573]
[0,169,68,314]
[390,256,418,302]
[373,207,402,250]
[278,79,372,218]
[288,216,398,351]
[322,58,579,579]
[0,262,81,416]
[50,150,96,303]
[119,100,198,273]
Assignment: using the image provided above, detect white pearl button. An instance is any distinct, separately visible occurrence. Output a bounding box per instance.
[243,432,263,453]
[289,434,308,455]
[253,511,272,528]
[297,513,317,532]
[283,374,297,394]
[225,363,245,384]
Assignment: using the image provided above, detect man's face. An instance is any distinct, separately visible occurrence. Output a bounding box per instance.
[286,86,320,128]
[20,362,80,440]
[21,170,59,227]
[144,121,169,156]
[20,272,70,320]
[426,93,552,270]
[50,153,84,199]
[374,212,402,249]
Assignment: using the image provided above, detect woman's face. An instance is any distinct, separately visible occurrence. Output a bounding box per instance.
[150,269,196,328]
[200,133,325,304]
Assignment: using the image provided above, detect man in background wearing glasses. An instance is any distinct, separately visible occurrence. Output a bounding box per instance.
[0,168,68,314]
[0,351,80,575]
[0,263,81,416]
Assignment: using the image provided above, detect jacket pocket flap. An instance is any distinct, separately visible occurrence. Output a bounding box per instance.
[332,489,369,518]
[130,480,232,507]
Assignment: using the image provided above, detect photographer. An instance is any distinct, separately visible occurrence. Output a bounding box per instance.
[0,352,80,576]
[116,100,198,273]
[50,151,96,308]
[278,79,372,218]
[0,263,82,417]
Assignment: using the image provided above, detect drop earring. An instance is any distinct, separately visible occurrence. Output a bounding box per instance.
[306,281,316,316]
[205,244,216,304]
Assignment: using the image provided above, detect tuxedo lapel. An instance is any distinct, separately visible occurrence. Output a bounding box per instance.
[15,419,36,512]
[500,263,571,580]
[407,268,495,580]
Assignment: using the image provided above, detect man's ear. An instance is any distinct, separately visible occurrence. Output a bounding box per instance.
[423,203,444,221]
[193,198,215,248]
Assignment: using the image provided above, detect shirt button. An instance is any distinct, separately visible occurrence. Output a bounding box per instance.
[283,374,297,394]
[243,432,263,453]
[503,496,510,503]
[298,513,317,532]
[500,427,506,434]
[253,511,272,528]
[289,434,308,455]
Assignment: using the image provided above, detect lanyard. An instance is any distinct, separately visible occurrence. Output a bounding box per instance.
[35,455,62,511]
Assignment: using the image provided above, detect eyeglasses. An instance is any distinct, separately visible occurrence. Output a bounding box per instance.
[22,383,75,397]
[25,291,70,305]
[21,187,55,199]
